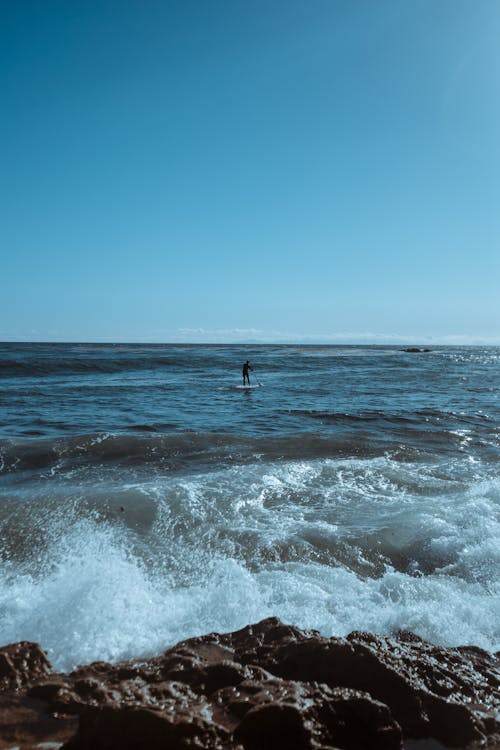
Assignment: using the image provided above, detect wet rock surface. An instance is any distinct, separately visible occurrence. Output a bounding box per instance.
[0,618,498,749]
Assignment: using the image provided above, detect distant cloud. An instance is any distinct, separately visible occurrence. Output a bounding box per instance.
[171,328,500,346]
[177,327,264,337]
[2,328,500,345]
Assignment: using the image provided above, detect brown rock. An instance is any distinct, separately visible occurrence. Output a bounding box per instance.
[0,618,498,750]
[63,703,230,750]
[226,676,401,750]
[0,641,52,692]
[0,693,77,749]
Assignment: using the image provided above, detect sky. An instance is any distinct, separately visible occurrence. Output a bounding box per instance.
[1,0,499,344]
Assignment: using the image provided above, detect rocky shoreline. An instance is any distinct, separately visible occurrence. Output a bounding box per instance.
[0,618,498,750]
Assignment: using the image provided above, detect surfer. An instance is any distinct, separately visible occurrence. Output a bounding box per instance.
[242,360,253,385]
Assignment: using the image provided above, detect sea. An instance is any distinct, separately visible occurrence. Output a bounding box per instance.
[0,343,498,672]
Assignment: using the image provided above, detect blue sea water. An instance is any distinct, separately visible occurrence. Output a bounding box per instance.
[0,343,499,670]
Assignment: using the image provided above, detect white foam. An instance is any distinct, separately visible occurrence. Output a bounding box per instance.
[0,538,497,672]
[0,456,498,670]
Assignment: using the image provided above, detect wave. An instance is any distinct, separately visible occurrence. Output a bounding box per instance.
[0,355,191,378]
[0,343,277,379]
[2,414,499,479]
[1,453,498,670]
[0,431,391,478]
[0,344,445,379]
[285,409,499,449]
[286,407,494,425]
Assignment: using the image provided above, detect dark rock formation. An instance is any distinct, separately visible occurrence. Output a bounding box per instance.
[403,348,431,353]
[0,640,52,692]
[0,619,498,750]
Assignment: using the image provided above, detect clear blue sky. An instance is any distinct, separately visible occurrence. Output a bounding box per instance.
[1,0,499,343]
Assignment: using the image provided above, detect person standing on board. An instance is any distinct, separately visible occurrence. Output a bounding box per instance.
[242,360,253,385]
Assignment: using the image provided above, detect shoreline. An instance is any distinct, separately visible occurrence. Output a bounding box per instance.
[1,617,498,750]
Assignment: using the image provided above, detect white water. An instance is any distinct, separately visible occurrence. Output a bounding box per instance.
[1,456,498,671]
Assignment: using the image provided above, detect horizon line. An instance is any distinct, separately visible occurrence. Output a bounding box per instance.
[1,339,499,347]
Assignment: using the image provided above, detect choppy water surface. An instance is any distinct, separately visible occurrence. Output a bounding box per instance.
[0,343,498,670]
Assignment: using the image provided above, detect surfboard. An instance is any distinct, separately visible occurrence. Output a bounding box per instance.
[235,384,261,389]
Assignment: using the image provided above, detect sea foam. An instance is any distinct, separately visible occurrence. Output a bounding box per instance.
[0,456,498,671]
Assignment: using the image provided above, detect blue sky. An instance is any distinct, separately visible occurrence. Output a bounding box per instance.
[1,0,499,343]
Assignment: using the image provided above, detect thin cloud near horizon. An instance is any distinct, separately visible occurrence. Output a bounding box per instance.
[2,327,500,346]
[173,328,500,346]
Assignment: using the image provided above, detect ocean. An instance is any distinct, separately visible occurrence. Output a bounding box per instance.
[0,343,498,672]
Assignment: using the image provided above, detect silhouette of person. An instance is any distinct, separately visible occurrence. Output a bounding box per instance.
[242,360,253,385]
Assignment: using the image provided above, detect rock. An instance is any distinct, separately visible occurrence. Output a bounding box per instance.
[0,619,498,750]
[0,641,52,692]
[63,704,230,750]
[0,693,77,749]
[234,702,312,750]
[226,676,401,750]
[256,625,498,747]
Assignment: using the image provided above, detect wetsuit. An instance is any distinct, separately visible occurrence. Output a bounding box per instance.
[242,361,253,385]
